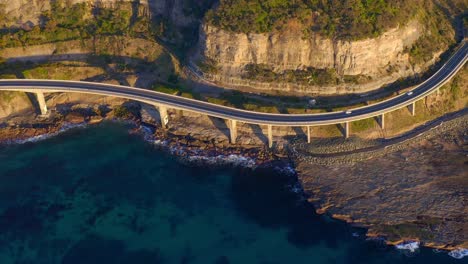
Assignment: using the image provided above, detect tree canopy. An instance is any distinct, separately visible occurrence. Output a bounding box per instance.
[205,0,423,39]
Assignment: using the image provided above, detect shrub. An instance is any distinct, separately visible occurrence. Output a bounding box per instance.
[0,1,156,49]
[406,2,455,65]
[206,0,423,40]
[241,63,342,85]
[113,105,131,118]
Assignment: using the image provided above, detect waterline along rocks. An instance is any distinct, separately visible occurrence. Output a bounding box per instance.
[0,0,467,258]
[295,114,468,250]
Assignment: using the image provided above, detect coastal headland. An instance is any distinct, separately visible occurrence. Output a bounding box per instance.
[0,0,467,255]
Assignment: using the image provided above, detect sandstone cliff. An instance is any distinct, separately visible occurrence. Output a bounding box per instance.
[1,0,117,27]
[192,19,449,95]
[0,0,197,28]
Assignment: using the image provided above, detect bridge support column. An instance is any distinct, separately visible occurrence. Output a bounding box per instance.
[408,102,416,116]
[307,126,311,143]
[229,120,237,144]
[379,114,385,129]
[344,122,350,138]
[158,105,169,128]
[267,125,273,148]
[36,91,47,115]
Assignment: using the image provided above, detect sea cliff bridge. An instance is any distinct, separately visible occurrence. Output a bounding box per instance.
[0,41,467,147]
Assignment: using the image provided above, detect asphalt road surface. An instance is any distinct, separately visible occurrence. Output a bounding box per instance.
[0,42,466,126]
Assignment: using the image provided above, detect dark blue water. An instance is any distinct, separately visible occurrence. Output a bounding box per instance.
[0,123,463,263]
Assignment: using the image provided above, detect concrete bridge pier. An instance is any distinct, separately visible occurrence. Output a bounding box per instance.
[158,105,169,128]
[408,102,416,116]
[229,120,237,144]
[378,114,385,129]
[176,109,183,118]
[344,121,350,138]
[35,91,48,115]
[307,126,311,143]
[267,125,273,148]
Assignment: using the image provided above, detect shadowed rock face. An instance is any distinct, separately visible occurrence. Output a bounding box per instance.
[296,118,468,248]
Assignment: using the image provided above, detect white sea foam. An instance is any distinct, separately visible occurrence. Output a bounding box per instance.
[448,248,468,259]
[186,154,257,168]
[395,241,420,252]
[287,181,303,194]
[137,124,259,168]
[7,122,87,144]
[275,165,296,177]
[6,121,290,170]
[140,125,153,138]
[10,122,289,171]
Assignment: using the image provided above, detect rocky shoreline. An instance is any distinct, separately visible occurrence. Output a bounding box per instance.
[0,109,288,169]
[0,107,466,257]
[295,112,467,253]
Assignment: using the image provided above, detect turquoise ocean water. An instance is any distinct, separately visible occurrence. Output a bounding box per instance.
[0,122,464,263]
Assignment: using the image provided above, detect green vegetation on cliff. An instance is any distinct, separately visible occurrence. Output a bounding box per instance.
[242,64,341,85]
[0,1,154,49]
[205,0,465,83]
[406,4,455,65]
[241,63,371,86]
[205,0,421,39]
[206,0,466,44]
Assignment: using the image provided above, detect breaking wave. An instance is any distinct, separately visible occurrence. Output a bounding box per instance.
[448,248,468,259]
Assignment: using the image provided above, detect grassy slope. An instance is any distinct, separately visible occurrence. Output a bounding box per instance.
[345,65,467,138]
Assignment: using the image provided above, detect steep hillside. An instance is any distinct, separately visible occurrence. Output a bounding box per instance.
[0,0,210,28]
[193,0,465,95]
[0,0,214,52]
[0,0,465,96]
[193,19,425,94]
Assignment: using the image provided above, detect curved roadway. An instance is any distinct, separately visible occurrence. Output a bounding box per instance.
[0,42,466,127]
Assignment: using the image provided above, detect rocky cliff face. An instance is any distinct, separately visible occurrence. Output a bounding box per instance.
[1,1,135,26]
[0,0,198,28]
[0,0,212,53]
[0,0,50,26]
[193,20,433,94]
